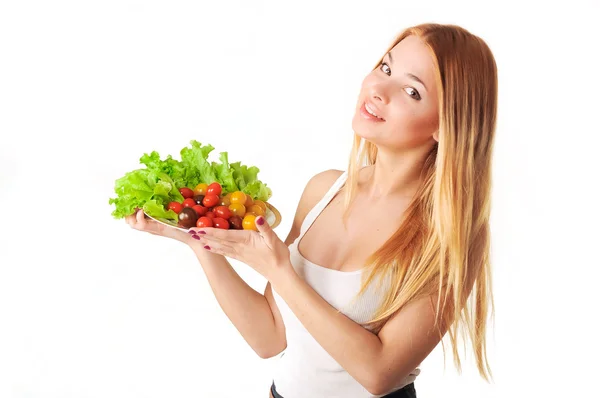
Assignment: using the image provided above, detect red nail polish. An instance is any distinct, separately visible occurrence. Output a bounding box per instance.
[188,230,197,234]
[192,235,200,240]
[198,231,206,234]
[203,245,211,250]
[256,217,264,226]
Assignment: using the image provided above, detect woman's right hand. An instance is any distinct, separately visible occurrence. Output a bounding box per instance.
[125,208,196,244]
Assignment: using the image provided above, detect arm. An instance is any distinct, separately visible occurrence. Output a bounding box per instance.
[265,169,449,394]
[272,272,447,394]
[192,169,344,359]
[191,248,285,358]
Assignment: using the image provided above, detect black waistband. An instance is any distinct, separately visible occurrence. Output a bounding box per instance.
[271,381,416,398]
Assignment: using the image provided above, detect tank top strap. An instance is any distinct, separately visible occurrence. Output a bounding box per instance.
[298,170,348,239]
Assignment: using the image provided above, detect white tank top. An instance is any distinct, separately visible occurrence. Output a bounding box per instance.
[271,171,421,398]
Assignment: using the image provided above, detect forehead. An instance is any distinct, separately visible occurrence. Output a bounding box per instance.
[387,35,436,86]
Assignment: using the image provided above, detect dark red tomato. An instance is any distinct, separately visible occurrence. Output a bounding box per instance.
[228,215,243,230]
[168,201,183,214]
[213,217,229,230]
[205,211,216,220]
[192,205,207,216]
[213,205,232,220]
[207,182,222,197]
[196,216,213,228]
[179,187,194,199]
[182,198,197,208]
[203,194,219,208]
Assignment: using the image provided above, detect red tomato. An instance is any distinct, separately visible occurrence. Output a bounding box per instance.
[207,182,222,197]
[179,187,194,199]
[182,198,197,208]
[196,216,213,228]
[205,211,216,220]
[203,194,219,208]
[191,205,207,216]
[213,205,232,220]
[213,217,229,229]
[168,202,183,214]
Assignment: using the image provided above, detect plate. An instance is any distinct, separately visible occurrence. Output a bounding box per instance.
[144,202,282,232]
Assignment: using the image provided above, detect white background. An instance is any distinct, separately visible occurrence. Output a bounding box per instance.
[1,0,599,397]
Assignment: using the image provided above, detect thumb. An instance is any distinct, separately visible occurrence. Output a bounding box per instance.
[255,216,276,244]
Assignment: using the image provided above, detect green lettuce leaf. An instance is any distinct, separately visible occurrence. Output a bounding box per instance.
[179,140,217,189]
[212,152,238,194]
[230,161,272,201]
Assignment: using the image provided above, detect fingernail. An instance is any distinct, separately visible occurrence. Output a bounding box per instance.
[198,230,206,235]
[188,230,197,235]
[192,235,200,240]
[256,217,265,226]
[203,245,211,250]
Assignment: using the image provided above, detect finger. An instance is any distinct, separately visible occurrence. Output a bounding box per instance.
[255,216,277,247]
[194,235,237,258]
[191,227,251,243]
[132,209,162,235]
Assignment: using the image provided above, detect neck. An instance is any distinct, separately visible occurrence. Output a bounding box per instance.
[360,145,434,199]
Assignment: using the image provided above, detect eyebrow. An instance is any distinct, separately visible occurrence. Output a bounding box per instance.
[385,52,428,92]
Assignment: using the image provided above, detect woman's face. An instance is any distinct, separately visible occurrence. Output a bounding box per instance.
[352,35,440,152]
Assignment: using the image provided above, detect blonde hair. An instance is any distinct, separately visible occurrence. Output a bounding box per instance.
[345,23,497,382]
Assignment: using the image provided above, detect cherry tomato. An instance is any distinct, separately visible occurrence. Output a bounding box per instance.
[193,183,208,196]
[168,201,183,214]
[228,203,246,217]
[244,194,254,207]
[247,204,265,217]
[213,205,232,220]
[229,215,243,230]
[203,194,219,208]
[242,214,257,231]
[192,205,207,216]
[253,200,267,213]
[220,193,232,207]
[230,191,246,205]
[196,216,213,228]
[213,217,229,230]
[205,211,216,220]
[207,182,222,197]
[179,187,194,199]
[182,198,196,208]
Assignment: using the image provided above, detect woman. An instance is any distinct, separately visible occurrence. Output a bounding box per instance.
[126,22,497,398]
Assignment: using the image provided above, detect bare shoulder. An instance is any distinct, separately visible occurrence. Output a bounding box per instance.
[304,169,345,202]
[283,169,344,245]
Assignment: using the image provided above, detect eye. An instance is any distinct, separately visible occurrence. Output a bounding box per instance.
[379,61,422,101]
[380,61,391,76]
[404,87,421,101]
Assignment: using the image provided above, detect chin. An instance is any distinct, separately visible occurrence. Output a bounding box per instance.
[351,115,385,142]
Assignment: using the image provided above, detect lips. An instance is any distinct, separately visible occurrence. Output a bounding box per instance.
[360,101,385,122]
[364,101,384,120]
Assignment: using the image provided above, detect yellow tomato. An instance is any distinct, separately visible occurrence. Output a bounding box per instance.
[230,191,247,205]
[247,204,265,217]
[253,200,267,213]
[244,194,254,207]
[220,193,232,207]
[228,203,246,217]
[193,183,208,196]
[242,214,257,231]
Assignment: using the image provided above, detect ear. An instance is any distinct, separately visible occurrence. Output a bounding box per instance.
[432,130,439,142]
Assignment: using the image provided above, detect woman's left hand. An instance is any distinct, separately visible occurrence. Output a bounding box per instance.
[189,216,293,282]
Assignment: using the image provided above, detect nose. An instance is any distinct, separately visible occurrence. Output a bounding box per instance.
[369,91,389,105]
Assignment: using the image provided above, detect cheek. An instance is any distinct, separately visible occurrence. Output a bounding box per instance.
[392,104,437,136]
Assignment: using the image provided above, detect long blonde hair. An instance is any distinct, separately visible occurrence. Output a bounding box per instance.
[345,23,497,382]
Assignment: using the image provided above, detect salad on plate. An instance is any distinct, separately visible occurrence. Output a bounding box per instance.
[109,140,280,231]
